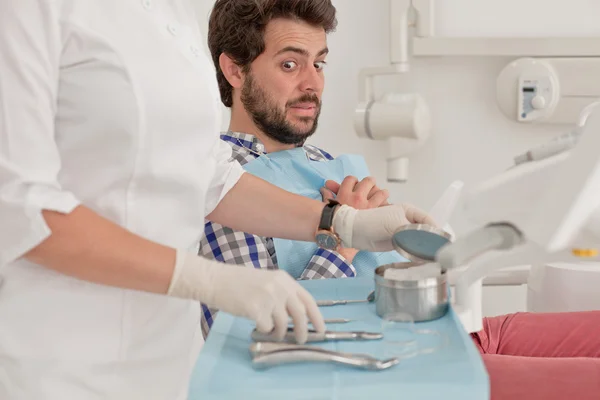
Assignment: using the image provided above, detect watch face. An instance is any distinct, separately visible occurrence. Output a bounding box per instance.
[316,233,337,250]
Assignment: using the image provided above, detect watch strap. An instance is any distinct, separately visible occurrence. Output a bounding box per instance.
[318,200,340,231]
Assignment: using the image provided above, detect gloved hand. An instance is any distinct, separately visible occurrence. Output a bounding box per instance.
[167,250,325,344]
[320,176,390,262]
[332,203,437,252]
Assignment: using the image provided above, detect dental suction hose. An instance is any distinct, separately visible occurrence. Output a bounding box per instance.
[436,223,524,281]
[436,224,523,329]
[513,100,600,166]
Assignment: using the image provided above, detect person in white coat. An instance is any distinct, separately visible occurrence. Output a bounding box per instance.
[0,1,434,399]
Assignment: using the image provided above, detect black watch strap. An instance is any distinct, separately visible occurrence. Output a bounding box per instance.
[318,200,340,230]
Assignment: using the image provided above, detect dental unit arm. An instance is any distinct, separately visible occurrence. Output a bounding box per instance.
[437,101,600,333]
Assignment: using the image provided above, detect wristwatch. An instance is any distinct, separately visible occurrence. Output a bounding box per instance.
[315,199,342,250]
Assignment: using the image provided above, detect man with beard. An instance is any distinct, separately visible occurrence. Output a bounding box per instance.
[199,0,395,337]
[198,4,600,400]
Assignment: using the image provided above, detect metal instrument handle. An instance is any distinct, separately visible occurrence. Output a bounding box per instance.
[251,328,382,343]
[251,328,325,343]
[250,343,383,370]
[316,299,368,306]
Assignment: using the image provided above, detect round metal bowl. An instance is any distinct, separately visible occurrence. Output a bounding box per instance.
[374,262,449,322]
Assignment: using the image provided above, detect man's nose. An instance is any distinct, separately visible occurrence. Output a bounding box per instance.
[299,66,324,93]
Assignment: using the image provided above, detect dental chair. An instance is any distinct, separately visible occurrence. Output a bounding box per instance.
[527,261,600,313]
[440,102,600,332]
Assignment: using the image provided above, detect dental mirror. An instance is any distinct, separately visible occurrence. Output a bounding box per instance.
[392,224,452,262]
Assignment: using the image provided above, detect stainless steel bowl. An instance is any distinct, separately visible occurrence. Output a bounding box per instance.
[374,262,449,322]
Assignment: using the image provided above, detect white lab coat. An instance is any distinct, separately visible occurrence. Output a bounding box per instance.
[0,1,244,399]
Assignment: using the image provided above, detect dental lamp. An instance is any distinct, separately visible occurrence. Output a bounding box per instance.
[437,101,600,332]
[353,0,434,183]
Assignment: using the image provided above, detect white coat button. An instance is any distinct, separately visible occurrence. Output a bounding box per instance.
[142,0,153,10]
[167,24,179,36]
[190,45,200,57]
[167,23,179,36]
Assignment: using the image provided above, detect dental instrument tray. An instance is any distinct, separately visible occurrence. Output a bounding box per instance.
[188,278,490,400]
[249,342,399,371]
[251,327,383,343]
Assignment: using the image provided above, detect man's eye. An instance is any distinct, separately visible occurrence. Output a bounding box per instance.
[282,61,297,70]
[314,61,327,71]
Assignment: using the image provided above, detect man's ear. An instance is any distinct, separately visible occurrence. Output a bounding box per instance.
[219,53,244,89]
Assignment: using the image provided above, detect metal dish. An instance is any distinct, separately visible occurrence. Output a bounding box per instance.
[373,262,449,322]
[392,224,452,262]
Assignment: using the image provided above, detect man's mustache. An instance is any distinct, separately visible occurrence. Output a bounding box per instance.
[287,95,321,108]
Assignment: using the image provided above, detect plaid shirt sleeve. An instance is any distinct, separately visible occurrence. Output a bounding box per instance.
[198,220,277,338]
[300,248,356,280]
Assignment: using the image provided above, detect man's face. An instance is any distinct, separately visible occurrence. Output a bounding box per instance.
[240,18,328,146]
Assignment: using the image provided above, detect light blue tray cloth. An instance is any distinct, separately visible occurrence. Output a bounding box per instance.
[188,278,490,400]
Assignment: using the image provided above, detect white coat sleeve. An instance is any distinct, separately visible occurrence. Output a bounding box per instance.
[203,138,246,216]
[0,0,81,267]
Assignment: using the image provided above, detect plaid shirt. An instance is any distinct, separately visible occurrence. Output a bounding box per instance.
[199,131,357,338]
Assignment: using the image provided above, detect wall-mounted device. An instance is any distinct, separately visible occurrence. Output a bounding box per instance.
[497,58,600,125]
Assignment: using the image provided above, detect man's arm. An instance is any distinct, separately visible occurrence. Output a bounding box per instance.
[207,173,325,241]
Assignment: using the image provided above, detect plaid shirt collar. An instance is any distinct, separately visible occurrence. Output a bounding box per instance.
[220,131,266,157]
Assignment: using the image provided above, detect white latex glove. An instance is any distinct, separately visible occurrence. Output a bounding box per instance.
[168,250,325,344]
[333,203,437,252]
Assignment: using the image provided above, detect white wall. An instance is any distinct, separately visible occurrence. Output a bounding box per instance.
[193,0,600,316]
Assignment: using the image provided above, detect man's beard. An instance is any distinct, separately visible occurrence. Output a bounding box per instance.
[240,73,321,146]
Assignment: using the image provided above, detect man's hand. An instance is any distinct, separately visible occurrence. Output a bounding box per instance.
[323,176,390,209]
[320,176,390,261]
